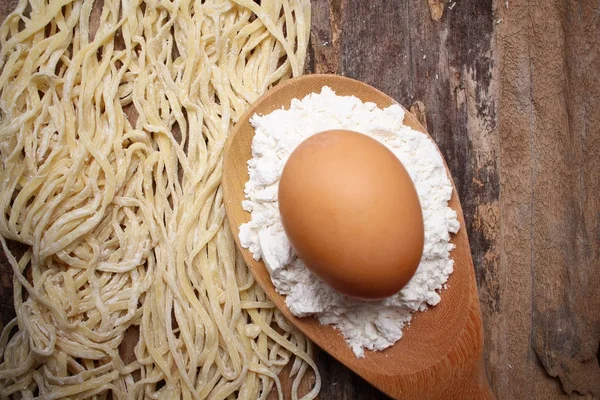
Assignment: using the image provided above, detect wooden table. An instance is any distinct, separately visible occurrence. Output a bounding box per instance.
[1,0,599,398]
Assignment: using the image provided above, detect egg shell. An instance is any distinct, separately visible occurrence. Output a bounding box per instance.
[278,129,424,300]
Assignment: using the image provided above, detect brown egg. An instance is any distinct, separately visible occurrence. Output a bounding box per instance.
[278,129,424,300]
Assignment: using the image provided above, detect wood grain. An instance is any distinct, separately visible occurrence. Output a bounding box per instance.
[495,0,600,398]
[1,0,599,398]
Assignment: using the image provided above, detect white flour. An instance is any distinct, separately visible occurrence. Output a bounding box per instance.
[239,87,459,357]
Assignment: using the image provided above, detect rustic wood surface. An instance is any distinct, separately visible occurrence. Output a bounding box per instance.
[1,0,599,399]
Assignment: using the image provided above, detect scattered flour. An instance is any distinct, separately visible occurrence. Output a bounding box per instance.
[239,87,459,357]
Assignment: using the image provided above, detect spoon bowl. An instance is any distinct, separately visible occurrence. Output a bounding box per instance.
[222,74,494,399]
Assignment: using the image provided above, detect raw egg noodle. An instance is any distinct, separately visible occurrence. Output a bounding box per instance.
[0,0,318,399]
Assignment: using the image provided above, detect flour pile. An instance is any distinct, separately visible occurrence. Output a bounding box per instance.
[239,87,459,357]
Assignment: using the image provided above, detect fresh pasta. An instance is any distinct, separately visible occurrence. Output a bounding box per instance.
[0,0,319,398]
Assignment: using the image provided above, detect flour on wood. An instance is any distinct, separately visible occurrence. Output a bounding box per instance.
[239,87,459,357]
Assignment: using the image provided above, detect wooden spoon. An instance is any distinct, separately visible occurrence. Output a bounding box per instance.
[222,74,495,400]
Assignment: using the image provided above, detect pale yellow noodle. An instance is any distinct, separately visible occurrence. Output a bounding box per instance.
[0,0,320,399]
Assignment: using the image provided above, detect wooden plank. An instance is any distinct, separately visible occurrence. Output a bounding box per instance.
[495,0,600,398]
